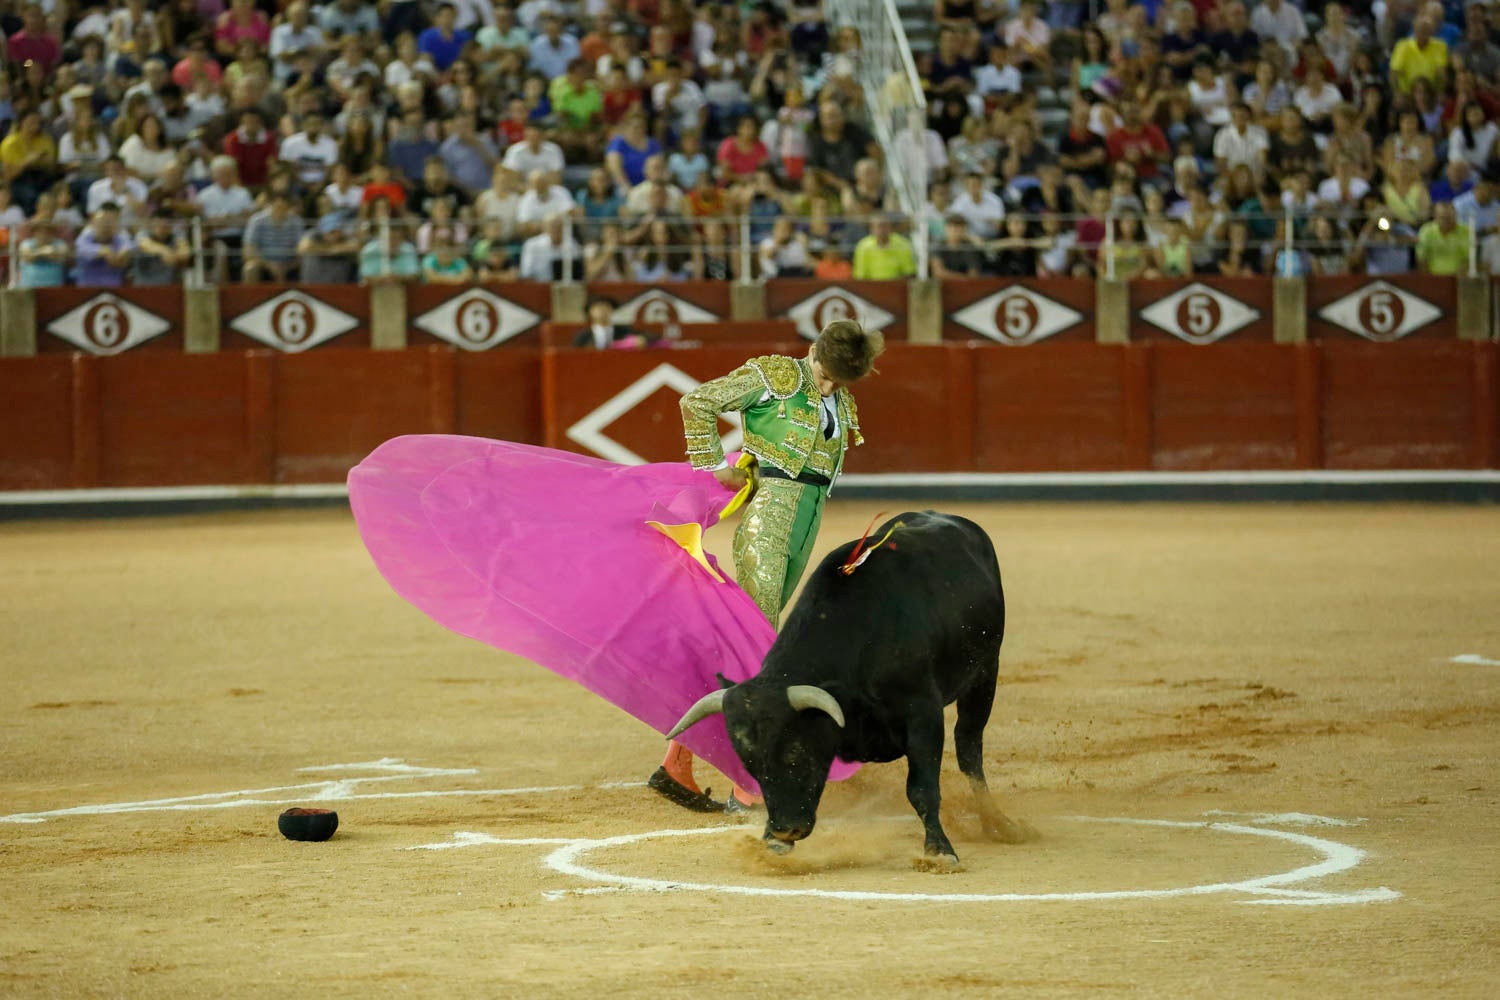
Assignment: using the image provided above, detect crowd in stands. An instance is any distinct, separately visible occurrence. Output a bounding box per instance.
[0,0,1494,287]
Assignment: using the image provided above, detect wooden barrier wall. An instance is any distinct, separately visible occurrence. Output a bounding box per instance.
[0,278,1496,490]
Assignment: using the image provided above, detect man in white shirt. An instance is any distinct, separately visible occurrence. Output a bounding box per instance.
[269,2,326,83]
[1212,103,1270,178]
[948,172,1006,239]
[86,158,149,225]
[975,44,1023,101]
[652,59,707,135]
[519,214,580,281]
[1251,0,1307,56]
[623,155,685,216]
[279,113,340,188]
[516,169,577,236]
[196,156,257,280]
[501,123,566,183]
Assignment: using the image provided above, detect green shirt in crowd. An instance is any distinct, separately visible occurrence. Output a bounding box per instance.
[1415,221,1471,275]
[851,233,916,280]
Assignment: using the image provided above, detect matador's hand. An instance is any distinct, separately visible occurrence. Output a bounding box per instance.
[714,466,749,490]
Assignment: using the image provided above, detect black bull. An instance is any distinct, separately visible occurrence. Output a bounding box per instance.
[668,511,1036,863]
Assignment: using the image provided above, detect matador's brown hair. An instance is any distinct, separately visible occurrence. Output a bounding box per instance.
[814,319,884,383]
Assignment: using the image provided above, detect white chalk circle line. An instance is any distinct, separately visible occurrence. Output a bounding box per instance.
[410,817,1401,906]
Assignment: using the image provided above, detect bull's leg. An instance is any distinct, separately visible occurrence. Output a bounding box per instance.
[954,666,1038,844]
[905,711,958,862]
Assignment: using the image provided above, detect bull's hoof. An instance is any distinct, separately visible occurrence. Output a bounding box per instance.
[912,852,963,873]
[982,815,1040,844]
[763,836,794,855]
[647,767,724,814]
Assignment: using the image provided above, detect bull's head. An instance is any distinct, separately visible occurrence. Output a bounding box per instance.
[667,680,845,851]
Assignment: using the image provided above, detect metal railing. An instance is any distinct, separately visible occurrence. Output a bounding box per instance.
[2,209,1485,287]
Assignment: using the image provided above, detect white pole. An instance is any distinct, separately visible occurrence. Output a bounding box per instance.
[8,226,18,289]
[1104,209,1116,280]
[561,213,575,281]
[1469,217,1478,278]
[740,213,752,282]
[191,217,205,287]
[379,214,391,275]
[1283,203,1294,277]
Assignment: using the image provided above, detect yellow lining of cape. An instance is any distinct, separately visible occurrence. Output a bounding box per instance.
[646,520,727,583]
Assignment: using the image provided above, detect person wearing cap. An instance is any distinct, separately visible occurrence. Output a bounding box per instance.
[852,214,916,280]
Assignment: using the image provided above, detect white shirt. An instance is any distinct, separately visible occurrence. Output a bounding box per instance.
[518,232,579,281]
[86,176,148,216]
[197,183,256,234]
[1294,82,1343,121]
[1316,175,1371,205]
[1251,1,1308,53]
[269,22,326,79]
[949,188,1007,239]
[279,132,340,185]
[1212,123,1270,171]
[517,185,576,225]
[384,56,435,90]
[502,140,566,178]
[1188,78,1231,126]
[118,135,177,181]
[1450,122,1500,170]
[323,182,365,214]
[652,79,707,133]
[975,63,1022,96]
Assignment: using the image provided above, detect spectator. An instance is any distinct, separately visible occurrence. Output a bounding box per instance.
[131,211,191,285]
[358,222,421,284]
[9,5,62,74]
[1251,0,1307,57]
[439,113,500,195]
[295,209,360,283]
[1057,101,1109,190]
[1390,14,1449,96]
[1454,174,1500,236]
[17,218,68,288]
[1161,5,1209,81]
[1294,64,1343,131]
[119,115,176,183]
[584,222,632,282]
[502,121,567,184]
[1316,4,1360,81]
[1269,108,1321,184]
[243,191,305,283]
[931,213,986,279]
[321,0,381,43]
[928,28,975,99]
[173,34,224,90]
[1325,103,1376,178]
[517,168,577,236]
[1107,103,1171,187]
[1449,103,1499,173]
[269,2,325,83]
[668,130,711,191]
[385,31,436,90]
[624,156,686,216]
[477,6,530,55]
[758,216,812,277]
[605,113,661,189]
[58,106,112,201]
[717,117,769,185]
[1003,0,1052,71]
[419,4,473,73]
[948,172,1005,239]
[86,157,149,224]
[422,233,475,283]
[1384,158,1433,227]
[1213,103,1270,179]
[573,295,642,349]
[1383,110,1438,179]
[548,58,604,157]
[224,110,278,190]
[806,100,874,189]
[654,59,708,138]
[529,14,580,79]
[388,110,441,187]
[633,219,698,281]
[74,203,133,286]
[1212,2,1261,81]
[280,112,340,189]
[1416,201,1471,275]
[215,0,271,60]
[410,157,473,218]
[1,110,57,213]
[1243,59,1292,128]
[851,215,915,280]
[519,213,581,281]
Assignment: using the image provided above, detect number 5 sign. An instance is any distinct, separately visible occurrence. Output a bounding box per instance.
[1316,280,1443,341]
[1139,282,1261,344]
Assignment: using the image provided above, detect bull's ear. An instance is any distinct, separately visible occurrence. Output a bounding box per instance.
[715,672,736,690]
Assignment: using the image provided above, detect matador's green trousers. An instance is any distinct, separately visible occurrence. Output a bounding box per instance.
[732,478,827,627]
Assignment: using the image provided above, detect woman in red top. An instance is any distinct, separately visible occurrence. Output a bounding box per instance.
[715,117,768,183]
[215,0,270,59]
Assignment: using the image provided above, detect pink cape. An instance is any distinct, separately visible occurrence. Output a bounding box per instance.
[347,435,857,794]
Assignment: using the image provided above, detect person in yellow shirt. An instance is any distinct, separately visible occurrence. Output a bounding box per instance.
[851,215,916,279]
[1416,202,1471,275]
[0,110,58,213]
[1389,15,1449,94]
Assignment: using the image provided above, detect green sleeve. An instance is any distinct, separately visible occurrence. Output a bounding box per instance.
[680,364,765,470]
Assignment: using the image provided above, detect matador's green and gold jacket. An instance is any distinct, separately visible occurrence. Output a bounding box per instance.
[681,355,864,484]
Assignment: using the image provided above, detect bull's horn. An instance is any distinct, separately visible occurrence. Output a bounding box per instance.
[666,689,727,739]
[786,685,845,728]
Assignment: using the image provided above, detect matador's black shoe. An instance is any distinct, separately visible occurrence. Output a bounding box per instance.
[648,766,724,813]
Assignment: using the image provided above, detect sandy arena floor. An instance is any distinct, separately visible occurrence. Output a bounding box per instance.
[1,502,1498,998]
